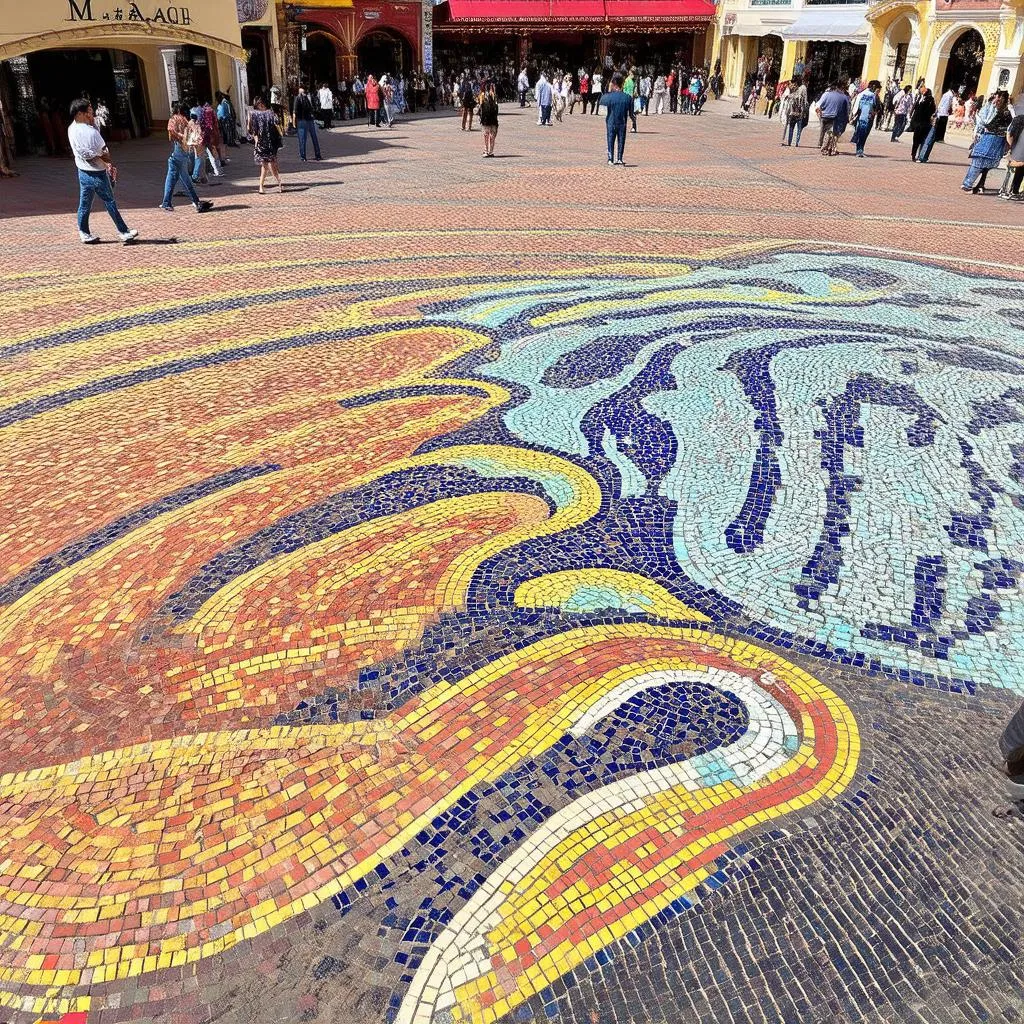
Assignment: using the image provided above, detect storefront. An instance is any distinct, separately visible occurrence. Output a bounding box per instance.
[780,5,869,94]
[432,0,716,79]
[0,0,246,156]
[285,0,424,85]
[717,4,797,96]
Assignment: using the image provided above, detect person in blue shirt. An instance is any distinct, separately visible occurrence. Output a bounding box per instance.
[535,72,553,126]
[815,82,851,151]
[850,80,881,157]
[599,72,632,165]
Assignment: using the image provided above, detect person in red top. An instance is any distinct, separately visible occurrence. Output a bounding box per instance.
[365,75,381,127]
[579,70,590,114]
[667,69,677,113]
[160,102,213,213]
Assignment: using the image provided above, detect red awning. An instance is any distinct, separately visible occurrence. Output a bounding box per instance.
[434,0,715,23]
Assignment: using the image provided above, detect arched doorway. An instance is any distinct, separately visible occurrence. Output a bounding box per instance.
[302,32,339,89]
[882,14,918,83]
[942,28,984,97]
[357,29,413,78]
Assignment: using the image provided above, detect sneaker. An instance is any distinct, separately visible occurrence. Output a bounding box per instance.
[158,204,174,212]
[614,159,624,166]
[118,229,139,243]
[608,159,613,165]
[79,231,100,244]
[194,200,214,213]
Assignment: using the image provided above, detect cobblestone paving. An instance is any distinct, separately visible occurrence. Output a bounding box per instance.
[0,102,1022,1024]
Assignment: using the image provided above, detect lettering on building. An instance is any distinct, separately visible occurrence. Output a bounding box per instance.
[66,1,193,24]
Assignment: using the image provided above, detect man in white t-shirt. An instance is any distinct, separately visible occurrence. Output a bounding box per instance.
[318,83,335,128]
[66,97,137,244]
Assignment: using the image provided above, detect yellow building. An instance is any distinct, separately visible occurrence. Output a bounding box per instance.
[0,0,285,155]
[865,0,1024,99]
[711,0,1023,99]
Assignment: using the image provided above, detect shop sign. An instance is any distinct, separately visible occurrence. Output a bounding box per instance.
[363,8,382,18]
[66,1,194,25]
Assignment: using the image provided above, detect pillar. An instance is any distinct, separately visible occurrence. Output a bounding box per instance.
[780,38,800,79]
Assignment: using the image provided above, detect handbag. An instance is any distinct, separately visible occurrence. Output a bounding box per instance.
[633,96,642,113]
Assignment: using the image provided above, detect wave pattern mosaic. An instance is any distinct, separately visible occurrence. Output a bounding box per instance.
[0,241,1021,1022]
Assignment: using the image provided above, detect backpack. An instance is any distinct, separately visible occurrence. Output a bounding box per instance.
[789,91,806,120]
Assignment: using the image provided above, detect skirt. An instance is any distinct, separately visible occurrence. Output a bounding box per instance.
[969,131,1007,170]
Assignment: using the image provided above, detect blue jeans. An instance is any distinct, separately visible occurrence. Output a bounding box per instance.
[851,119,872,154]
[890,113,907,140]
[785,116,804,146]
[162,146,200,208]
[606,119,626,162]
[917,123,937,162]
[539,104,551,124]
[77,168,129,234]
[297,119,321,160]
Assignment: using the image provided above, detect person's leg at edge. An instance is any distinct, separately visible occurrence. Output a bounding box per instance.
[310,120,322,159]
[271,158,284,191]
[77,170,95,235]
[259,162,268,193]
[162,155,179,207]
[616,122,626,163]
[93,170,130,233]
[605,117,615,162]
[297,120,308,160]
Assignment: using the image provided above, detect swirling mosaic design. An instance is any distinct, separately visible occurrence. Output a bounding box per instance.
[0,240,1020,1021]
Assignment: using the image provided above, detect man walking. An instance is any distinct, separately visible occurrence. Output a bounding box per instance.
[292,86,322,161]
[460,73,477,130]
[517,67,530,108]
[536,71,553,126]
[918,84,956,162]
[67,97,137,244]
[890,84,913,141]
[600,72,632,166]
[160,101,214,215]
[815,82,850,151]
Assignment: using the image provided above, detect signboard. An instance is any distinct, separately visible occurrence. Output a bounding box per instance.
[422,0,433,74]
[65,1,194,25]
[160,47,180,104]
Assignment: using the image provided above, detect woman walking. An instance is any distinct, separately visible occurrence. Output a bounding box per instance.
[590,69,603,114]
[850,81,881,157]
[478,82,499,157]
[962,91,1012,193]
[998,110,1024,200]
[247,94,284,194]
[909,85,936,161]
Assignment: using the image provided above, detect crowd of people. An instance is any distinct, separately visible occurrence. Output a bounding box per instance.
[739,58,1024,199]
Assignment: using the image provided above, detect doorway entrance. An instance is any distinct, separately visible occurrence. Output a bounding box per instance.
[942,28,985,97]
[302,33,339,89]
[357,29,413,77]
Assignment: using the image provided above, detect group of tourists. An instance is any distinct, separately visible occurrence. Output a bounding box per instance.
[750,69,1024,199]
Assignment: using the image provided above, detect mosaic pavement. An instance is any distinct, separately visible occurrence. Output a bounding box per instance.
[0,106,1023,1024]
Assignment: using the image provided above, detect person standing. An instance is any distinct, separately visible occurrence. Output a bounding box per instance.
[909,84,936,161]
[352,75,366,119]
[623,68,638,132]
[366,74,382,127]
[517,67,530,108]
[460,72,477,130]
[639,72,652,115]
[478,81,499,157]
[600,72,632,165]
[215,91,237,147]
[997,111,1024,199]
[159,101,213,214]
[890,84,913,141]
[579,69,590,114]
[962,90,1012,193]
[66,97,138,243]
[247,94,285,194]
[783,78,808,146]
[292,86,322,161]
[652,73,667,115]
[318,82,335,129]
[590,68,603,114]
[535,71,552,126]
[850,81,881,157]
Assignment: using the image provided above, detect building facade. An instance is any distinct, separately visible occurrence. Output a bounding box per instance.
[0,0,267,156]
[431,0,717,77]
[711,0,1024,99]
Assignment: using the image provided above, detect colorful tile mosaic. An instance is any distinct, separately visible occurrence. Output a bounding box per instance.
[0,115,1023,1023]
